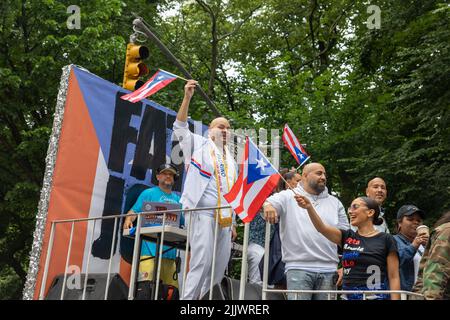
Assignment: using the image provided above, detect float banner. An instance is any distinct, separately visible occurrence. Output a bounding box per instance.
[30,65,202,299]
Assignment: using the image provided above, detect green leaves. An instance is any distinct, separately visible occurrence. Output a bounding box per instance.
[0,0,449,299]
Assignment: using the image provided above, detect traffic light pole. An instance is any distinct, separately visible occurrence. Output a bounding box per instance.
[133,18,222,117]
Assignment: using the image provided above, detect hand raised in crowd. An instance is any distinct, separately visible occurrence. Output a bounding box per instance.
[294,194,312,209]
[263,203,278,224]
[184,79,198,100]
[412,233,429,249]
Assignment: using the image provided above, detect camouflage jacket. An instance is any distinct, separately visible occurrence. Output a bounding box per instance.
[413,222,450,300]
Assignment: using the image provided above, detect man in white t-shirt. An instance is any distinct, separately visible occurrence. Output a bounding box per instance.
[263,163,349,300]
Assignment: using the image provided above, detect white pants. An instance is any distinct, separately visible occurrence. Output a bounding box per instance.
[182,212,232,300]
[247,242,264,286]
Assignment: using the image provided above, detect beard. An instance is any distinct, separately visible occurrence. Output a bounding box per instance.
[161,181,174,189]
[308,180,326,194]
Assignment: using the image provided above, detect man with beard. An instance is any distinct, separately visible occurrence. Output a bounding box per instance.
[173,80,238,300]
[123,163,182,299]
[263,163,349,300]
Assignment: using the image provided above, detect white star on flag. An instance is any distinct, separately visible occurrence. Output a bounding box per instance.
[255,158,266,172]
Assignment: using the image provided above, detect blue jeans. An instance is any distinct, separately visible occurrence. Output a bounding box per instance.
[286,269,337,300]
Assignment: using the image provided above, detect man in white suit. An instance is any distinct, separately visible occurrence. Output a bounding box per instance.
[173,80,237,300]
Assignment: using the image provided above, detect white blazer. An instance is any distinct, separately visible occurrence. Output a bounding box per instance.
[173,119,237,210]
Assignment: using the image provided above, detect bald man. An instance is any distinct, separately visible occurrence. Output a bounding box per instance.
[263,163,349,300]
[356,177,390,233]
[173,80,238,300]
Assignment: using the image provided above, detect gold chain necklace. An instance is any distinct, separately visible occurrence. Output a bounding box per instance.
[358,229,378,237]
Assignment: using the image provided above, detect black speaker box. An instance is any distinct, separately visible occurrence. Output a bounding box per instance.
[45,273,129,300]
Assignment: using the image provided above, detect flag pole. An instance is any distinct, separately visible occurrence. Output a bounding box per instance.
[159,68,190,82]
[239,222,250,300]
[276,171,301,196]
[295,156,311,171]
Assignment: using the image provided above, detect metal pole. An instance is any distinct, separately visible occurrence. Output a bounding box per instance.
[81,219,96,300]
[154,213,167,300]
[261,220,271,300]
[238,222,250,300]
[270,130,281,170]
[105,217,118,300]
[209,215,220,300]
[60,222,75,300]
[128,213,142,300]
[182,212,192,299]
[52,206,231,224]
[132,17,221,117]
[39,221,56,300]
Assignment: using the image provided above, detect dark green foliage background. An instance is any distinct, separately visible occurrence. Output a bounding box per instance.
[0,0,448,299]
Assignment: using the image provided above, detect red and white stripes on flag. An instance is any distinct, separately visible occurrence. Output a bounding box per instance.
[224,137,280,223]
[282,124,310,166]
[120,69,177,103]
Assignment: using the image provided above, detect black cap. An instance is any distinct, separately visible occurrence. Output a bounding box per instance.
[156,163,179,177]
[396,205,425,220]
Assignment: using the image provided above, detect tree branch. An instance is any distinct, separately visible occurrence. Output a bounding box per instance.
[217,5,262,41]
[308,0,318,49]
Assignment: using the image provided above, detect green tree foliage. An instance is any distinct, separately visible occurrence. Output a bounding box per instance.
[1,0,448,299]
[0,0,160,299]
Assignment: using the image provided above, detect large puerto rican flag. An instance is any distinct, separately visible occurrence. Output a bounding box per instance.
[121,69,177,103]
[282,124,310,166]
[224,137,280,223]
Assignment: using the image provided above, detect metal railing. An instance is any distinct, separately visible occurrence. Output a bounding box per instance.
[38,206,425,301]
[38,205,232,300]
[262,289,424,300]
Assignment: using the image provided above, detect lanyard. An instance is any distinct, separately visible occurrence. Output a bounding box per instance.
[210,143,235,227]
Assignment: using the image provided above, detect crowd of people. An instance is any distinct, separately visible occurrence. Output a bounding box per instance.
[123,80,449,300]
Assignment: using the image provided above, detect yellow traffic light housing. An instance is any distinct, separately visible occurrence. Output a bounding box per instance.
[122,43,149,91]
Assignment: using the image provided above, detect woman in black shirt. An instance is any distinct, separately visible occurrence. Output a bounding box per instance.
[295,195,400,300]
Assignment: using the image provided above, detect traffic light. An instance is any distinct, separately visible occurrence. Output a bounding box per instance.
[122,43,149,91]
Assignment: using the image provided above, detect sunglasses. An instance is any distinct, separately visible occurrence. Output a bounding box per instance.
[348,203,368,211]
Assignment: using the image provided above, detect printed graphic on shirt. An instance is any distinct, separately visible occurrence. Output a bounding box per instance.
[340,229,397,300]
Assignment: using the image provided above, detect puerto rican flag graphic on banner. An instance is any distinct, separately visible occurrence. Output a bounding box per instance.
[224,137,280,223]
[282,124,310,166]
[121,69,177,103]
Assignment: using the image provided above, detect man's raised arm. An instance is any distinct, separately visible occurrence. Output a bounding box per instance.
[176,80,198,123]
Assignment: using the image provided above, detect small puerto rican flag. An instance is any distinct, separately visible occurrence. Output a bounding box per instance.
[121,69,177,103]
[282,124,310,166]
[224,137,280,223]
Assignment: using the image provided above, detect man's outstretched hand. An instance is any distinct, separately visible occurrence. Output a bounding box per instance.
[184,79,198,100]
[294,195,312,209]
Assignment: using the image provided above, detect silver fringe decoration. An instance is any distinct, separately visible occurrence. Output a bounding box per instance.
[22,65,72,300]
